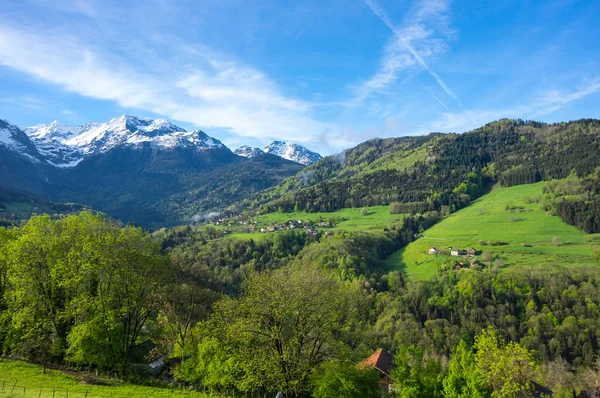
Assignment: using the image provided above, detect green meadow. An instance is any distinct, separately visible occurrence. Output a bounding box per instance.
[219,206,404,241]
[0,360,206,398]
[387,182,600,280]
[254,206,403,232]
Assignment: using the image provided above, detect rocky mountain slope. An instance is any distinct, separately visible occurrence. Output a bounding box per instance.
[263,141,322,165]
[0,116,305,227]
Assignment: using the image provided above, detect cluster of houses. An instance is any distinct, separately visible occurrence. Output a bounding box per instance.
[428,246,483,272]
[211,215,335,236]
[254,219,334,234]
[428,246,477,257]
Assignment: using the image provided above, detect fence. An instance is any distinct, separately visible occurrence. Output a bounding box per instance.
[0,379,89,398]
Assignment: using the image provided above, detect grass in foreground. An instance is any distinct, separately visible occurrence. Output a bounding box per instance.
[386,182,600,280]
[0,359,205,398]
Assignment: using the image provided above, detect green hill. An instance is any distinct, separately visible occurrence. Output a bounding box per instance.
[247,119,600,223]
[387,182,600,280]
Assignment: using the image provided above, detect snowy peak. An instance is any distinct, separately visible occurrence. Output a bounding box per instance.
[25,120,78,142]
[25,121,83,168]
[24,115,226,167]
[64,115,189,155]
[0,119,43,163]
[234,145,265,158]
[263,141,322,165]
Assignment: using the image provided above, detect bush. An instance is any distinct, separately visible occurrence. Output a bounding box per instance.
[361,208,368,216]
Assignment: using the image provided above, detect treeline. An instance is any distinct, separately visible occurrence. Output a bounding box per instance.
[262,166,486,214]
[156,227,314,294]
[543,169,600,233]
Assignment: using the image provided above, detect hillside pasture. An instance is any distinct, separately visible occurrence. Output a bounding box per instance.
[387,182,600,280]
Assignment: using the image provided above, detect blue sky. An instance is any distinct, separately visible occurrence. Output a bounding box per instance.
[0,0,599,154]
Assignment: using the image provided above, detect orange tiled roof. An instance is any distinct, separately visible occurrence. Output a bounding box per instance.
[360,349,395,376]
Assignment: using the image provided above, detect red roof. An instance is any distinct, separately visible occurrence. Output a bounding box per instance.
[360,349,395,376]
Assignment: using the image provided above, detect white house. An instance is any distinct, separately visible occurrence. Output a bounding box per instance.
[450,248,460,256]
[428,247,438,255]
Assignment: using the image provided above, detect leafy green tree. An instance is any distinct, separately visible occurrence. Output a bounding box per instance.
[475,328,542,397]
[443,340,490,398]
[3,214,96,364]
[158,281,215,356]
[310,361,381,398]
[66,222,167,377]
[390,345,444,398]
[209,265,361,397]
[0,227,16,353]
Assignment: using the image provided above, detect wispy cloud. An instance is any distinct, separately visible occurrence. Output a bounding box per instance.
[0,24,329,146]
[420,76,600,133]
[0,96,43,111]
[530,77,600,117]
[361,0,459,104]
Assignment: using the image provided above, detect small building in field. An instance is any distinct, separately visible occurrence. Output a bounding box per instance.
[428,247,438,255]
[359,349,396,393]
[450,248,460,256]
[248,225,255,232]
[467,248,477,257]
[267,226,276,232]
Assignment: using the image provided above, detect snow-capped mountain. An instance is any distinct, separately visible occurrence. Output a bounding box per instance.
[25,115,226,167]
[263,141,322,165]
[234,145,265,158]
[0,119,55,195]
[0,119,44,163]
[25,121,83,167]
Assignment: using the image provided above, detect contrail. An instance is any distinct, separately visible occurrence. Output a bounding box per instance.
[420,83,452,112]
[364,0,461,104]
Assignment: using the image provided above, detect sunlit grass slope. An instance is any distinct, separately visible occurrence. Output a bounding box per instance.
[387,182,600,280]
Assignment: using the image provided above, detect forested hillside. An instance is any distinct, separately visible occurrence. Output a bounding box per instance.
[252,119,600,233]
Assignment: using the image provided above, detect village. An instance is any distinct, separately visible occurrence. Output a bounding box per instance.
[209,214,336,237]
[427,246,483,271]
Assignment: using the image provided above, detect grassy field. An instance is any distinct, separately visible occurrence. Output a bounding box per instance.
[0,359,206,398]
[209,206,404,241]
[386,182,600,280]
[253,206,403,233]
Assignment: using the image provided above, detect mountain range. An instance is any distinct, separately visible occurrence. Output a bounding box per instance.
[0,115,320,227]
[234,141,322,165]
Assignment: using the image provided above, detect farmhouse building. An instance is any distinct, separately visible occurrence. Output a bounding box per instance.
[360,349,396,393]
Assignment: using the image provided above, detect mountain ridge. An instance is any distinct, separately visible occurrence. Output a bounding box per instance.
[24,115,324,167]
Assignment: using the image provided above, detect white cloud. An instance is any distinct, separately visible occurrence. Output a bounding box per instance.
[0,25,330,146]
